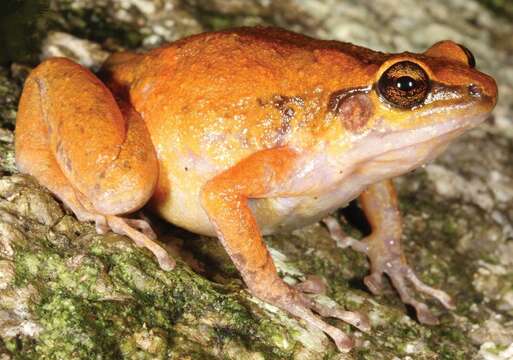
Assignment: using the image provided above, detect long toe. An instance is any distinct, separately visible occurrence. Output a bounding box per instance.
[106,215,176,271]
[124,218,158,240]
[406,270,455,310]
[387,265,441,325]
[310,300,371,332]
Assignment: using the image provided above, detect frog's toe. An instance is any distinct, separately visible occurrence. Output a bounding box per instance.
[295,275,327,294]
[307,296,371,332]
[122,218,157,240]
[94,215,110,234]
[372,259,454,325]
[105,215,175,271]
[323,216,369,253]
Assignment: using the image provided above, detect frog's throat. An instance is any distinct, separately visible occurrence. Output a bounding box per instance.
[345,111,490,176]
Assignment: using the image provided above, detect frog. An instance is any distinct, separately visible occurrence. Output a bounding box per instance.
[14,26,497,352]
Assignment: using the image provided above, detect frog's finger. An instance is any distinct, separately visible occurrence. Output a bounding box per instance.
[387,267,439,325]
[294,275,327,294]
[406,269,456,310]
[323,215,369,253]
[107,215,175,271]
[306,296,371,333]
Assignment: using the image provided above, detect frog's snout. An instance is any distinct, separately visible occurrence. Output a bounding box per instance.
[466,71,498,108]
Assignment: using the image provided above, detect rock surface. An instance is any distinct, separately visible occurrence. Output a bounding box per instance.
[0,0,512,359]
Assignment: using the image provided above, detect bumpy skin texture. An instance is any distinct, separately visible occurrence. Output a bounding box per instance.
[15,27,497,352]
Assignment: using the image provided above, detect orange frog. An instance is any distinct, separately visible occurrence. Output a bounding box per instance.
[15,27,497,352]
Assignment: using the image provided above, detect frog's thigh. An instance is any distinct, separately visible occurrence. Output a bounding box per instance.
[15,58,158,215]
[200,147,297,294]
[15,76,95,221]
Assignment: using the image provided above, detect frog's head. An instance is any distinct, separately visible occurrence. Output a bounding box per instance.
[373,41,496,128]
[331,41,497,173]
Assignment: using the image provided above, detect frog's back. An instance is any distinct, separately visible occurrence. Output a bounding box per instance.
[125,27,384,170]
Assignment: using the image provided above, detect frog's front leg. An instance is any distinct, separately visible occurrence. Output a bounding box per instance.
[201,148,369,352]
[15,58,174,270]
[326,180,455,324]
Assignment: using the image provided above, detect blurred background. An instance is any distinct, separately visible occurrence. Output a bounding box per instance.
[1,1,513,359]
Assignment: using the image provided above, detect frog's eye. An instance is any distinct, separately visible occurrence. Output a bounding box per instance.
[377,61,430,109]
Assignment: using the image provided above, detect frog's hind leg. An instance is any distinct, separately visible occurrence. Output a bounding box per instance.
[15,58,174,270]
[325,180,454,324]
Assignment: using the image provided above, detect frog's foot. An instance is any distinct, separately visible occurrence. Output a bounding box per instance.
[323,215,454,325]
[93,214,175,271]
[364,255,455,325]
[252,283,370,352]
[104,215,176,271]
[94,214,156,238]
[55,189,174,270]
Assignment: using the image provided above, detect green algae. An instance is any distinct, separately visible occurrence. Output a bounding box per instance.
[1,177,304,358]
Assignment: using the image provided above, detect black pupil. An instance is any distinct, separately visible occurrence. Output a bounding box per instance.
[396,76,416,91]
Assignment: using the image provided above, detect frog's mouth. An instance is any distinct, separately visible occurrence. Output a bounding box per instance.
[293,96,494,194]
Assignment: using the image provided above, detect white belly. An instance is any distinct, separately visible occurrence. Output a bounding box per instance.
[251,179,366,235]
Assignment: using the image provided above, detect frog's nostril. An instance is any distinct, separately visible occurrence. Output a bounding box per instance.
[468,84,482,97]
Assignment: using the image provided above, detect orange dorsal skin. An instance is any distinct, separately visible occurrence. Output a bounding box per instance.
[15,26,497,352]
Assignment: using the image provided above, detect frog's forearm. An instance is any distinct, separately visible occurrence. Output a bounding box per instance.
[358,180,454,324]
[200,147,296,294]
[360,180,405,264]
[200,147,363,352]
[15,58,158,215]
